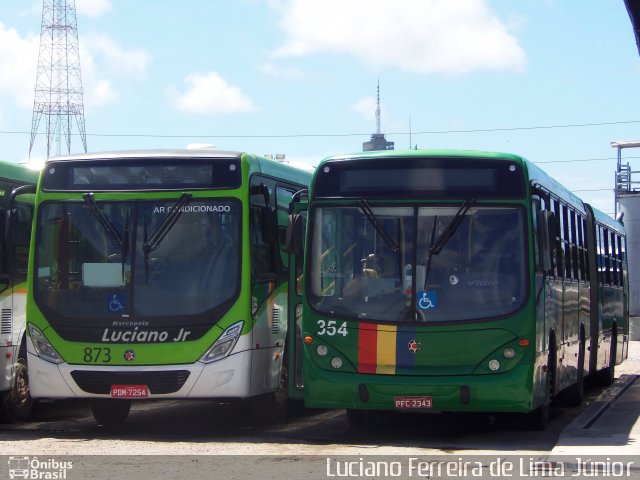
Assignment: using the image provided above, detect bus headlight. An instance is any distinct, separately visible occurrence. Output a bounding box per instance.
[503,347,516,359]
[488,359,501,371]
[201,321,244,364]
[28,324,63,364]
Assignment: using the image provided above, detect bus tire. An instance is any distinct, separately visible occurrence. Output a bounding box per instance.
[250,353,289,425]
[596,328,617,387]
[0,355,34,423]
[346,409,377,429]
[524,372,550,431]
[90,399,131,426]
[561,335,585,407]
[524,333,554,430]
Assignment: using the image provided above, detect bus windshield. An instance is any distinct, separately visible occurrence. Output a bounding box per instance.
[308,204,527,323]
[34,198,240,325]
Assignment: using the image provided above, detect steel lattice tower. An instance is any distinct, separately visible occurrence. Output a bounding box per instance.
[29,0,87,158]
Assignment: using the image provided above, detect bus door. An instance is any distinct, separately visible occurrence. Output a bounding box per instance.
[286,193,308,398]
[0,183,35,420]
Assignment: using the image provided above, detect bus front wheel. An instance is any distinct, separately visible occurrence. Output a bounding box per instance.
[524,373,550,431]
[250,354,289,425]
[91,399,131,426]
[524,334,554,431]
[0,356,34,422]
[346,409,381,429]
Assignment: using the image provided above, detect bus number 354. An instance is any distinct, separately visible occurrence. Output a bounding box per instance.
[316,320,348,337]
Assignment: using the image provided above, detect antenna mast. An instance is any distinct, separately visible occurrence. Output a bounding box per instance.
[362,80,394,152]
[29,0,87,158]
[375,79,381,135]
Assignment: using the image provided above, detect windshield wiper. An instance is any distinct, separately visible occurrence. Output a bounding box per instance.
[142,193,192,283]
[83,193,130,282]
[83,193,124,248]
[143,193,192,255]
[423,199,475,289]
[430,199,475,255]
[358,199,400,254]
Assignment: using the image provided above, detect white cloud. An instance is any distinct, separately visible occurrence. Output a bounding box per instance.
[18,3,42,18]
[85,33,150,78]
[352,96,377,119]
[258,63,306,79]
[0,21,145,117]
[352,95,403,133]
[272,0,526,75]
[85,79,119,107]
[0,22,39,108]
[171,72,256,115]
[75,0,112,18]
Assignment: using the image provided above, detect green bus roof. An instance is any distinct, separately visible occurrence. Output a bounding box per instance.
[0,160,40,184]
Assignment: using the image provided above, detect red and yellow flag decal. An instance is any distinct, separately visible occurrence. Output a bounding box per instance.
[357,323,416,374]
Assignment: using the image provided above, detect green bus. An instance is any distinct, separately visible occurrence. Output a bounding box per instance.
[287,149,628,429]
[26,149,312,425]
[0,161,40,422]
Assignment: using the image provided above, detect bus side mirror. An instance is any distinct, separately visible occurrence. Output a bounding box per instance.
[260,206,278,243]
[7,208,30,247]
[537,210,554,274]
[250,183,270,207]
[286,213,304,254]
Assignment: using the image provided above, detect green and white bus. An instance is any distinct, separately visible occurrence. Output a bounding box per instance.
[288,150,628,429]
[26,149,311,425]
[0,161,40,422]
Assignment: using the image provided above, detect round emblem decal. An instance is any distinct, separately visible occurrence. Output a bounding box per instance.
[408,339,421,353]
[124,350,136,362]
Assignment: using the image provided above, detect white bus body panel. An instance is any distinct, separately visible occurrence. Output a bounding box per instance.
[27,348,257,399]
[0,291,27,392]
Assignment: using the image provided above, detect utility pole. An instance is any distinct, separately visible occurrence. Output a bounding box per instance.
[29,0,87,158]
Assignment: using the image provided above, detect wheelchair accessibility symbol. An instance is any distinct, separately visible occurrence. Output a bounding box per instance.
[417,291,437,310]
[108,293,126,312]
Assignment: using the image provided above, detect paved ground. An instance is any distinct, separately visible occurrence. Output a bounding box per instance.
[552,341,640,456]
[0,341,637,480]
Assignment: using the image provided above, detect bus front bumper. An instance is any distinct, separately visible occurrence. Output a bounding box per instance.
[27,349,255,400]
[303,361,539,414]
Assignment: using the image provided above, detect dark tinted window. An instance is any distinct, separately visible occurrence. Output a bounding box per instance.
[313,157,525,199]
[42,158,242,191]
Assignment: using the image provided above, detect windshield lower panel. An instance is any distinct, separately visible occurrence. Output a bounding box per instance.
[308,204,528,323]
[35,198,241,333]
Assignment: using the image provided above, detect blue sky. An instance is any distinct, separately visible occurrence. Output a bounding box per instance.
[0,0,639,214]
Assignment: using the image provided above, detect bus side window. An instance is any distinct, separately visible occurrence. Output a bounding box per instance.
[276,186,296,270]
[9,203,33,280]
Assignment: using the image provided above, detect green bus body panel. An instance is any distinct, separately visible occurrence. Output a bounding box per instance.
[303,361,537,412]
[26,150,311,368]
[0,160,40,185]
[307,310,536,376]
[302,304,541,412]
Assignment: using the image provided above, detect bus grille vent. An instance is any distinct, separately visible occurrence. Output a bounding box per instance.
[0,309,11,335]
[272,305,280,334]
[70,370,191,395]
